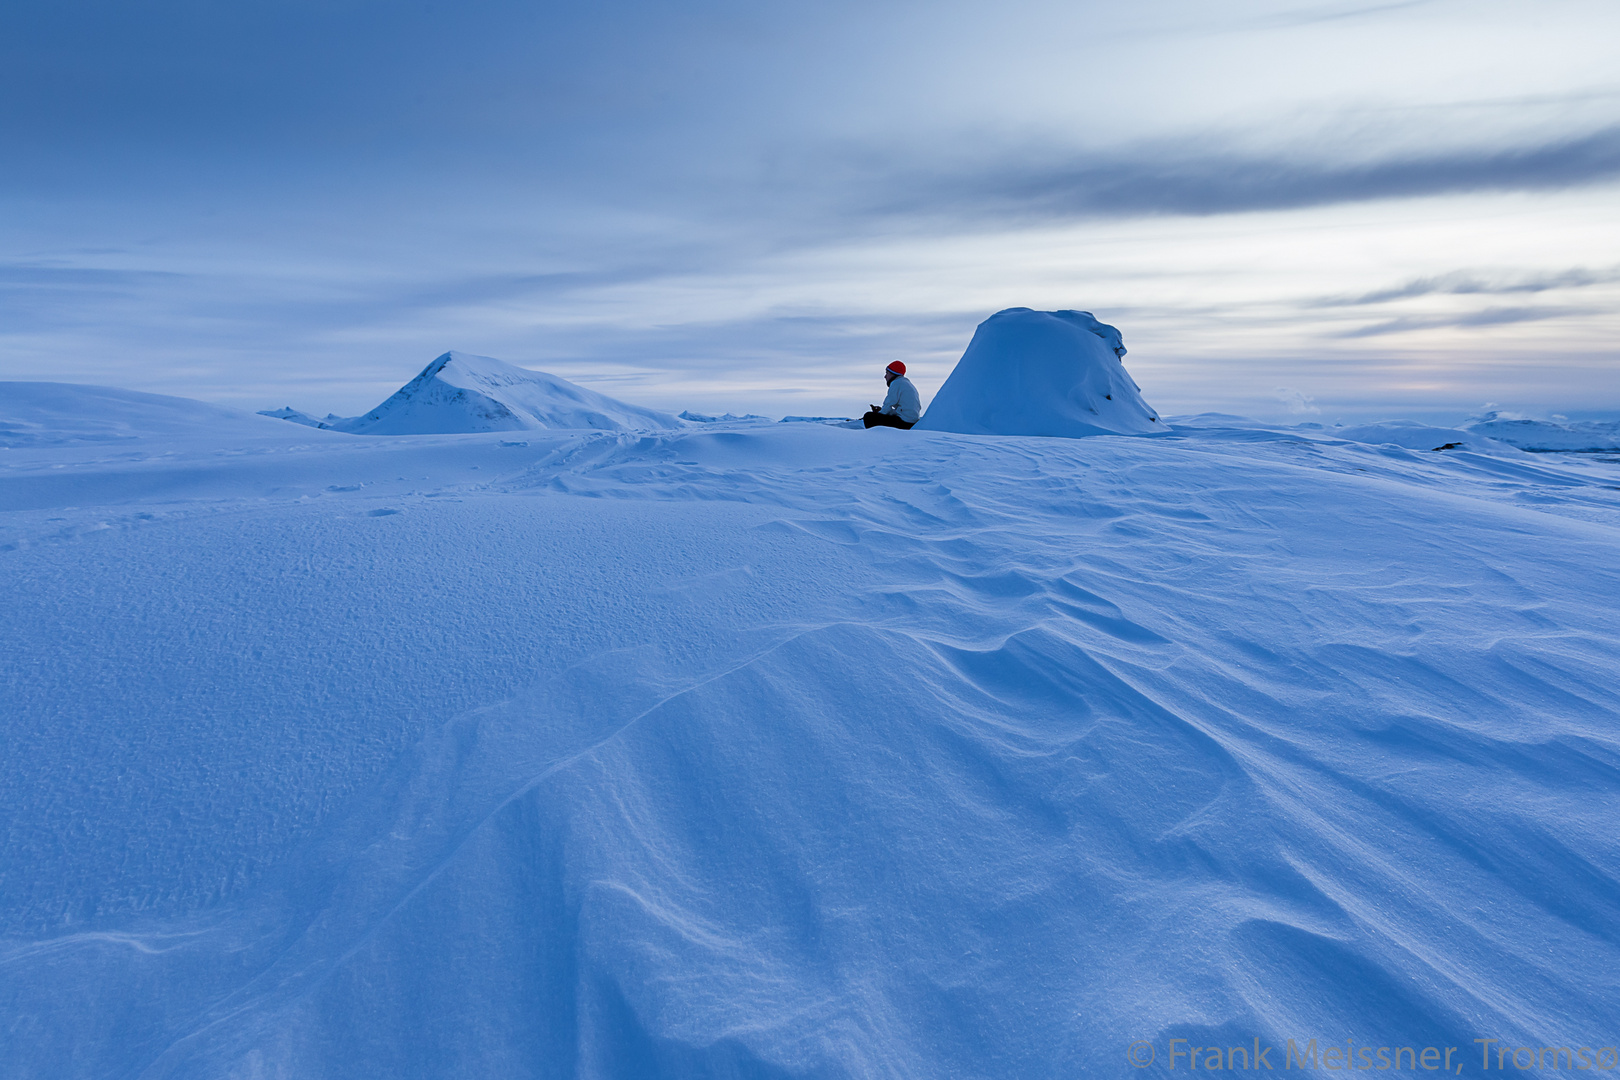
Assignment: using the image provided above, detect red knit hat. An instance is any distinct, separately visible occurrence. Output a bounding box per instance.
[886,360,906,376]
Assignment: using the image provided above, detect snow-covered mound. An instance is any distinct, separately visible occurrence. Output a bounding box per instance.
[0,382,279,448]
[916,307,1167,438]
[1466,413,1620,452]
[331,351,681,435]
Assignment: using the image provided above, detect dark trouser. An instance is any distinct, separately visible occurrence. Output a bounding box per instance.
[863,410,915,430]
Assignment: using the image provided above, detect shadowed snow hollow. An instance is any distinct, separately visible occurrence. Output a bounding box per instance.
[332,351,682,435]
[916,308,1167,438]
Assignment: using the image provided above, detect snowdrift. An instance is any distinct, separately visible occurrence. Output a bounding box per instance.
[916,307,1167,438]
[329,351,681,435]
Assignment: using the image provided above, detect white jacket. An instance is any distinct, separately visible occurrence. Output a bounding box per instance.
[880,376,922,423]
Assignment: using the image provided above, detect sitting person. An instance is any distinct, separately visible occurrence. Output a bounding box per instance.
[863,361,922,429]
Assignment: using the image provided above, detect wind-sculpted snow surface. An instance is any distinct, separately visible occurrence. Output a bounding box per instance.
[4,386,1620,1078]
[916,307,1167,438]
[316,351,682,435]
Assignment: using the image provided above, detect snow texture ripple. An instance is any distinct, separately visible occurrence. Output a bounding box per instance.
[3,385,1619,1078]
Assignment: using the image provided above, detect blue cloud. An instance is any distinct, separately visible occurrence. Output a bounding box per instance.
[874,126,1620,222]
[1313,266,1620,307]
[1336,306,1592,338]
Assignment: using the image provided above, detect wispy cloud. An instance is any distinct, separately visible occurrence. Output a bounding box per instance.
[1311,265,1620,307]
[1336,305,1590,338]
[0,261,190,333]
[0,262,183,289]
[879,125,1620,222]
[1200,0,1437,33]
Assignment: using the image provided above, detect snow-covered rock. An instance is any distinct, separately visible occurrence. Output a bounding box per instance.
[915,308,1167,438]
[331,351,682,435]
[1465,413,1620,452]
[780,415,858,426]
[679,410,773,423]
[257,406,340,429]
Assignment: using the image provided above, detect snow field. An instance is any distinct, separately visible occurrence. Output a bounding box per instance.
[3,387,1620,1077]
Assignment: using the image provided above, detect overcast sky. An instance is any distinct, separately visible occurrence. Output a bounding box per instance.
[4,0,1619,421]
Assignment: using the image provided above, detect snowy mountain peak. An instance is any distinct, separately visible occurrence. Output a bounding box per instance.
[330,351,683,435]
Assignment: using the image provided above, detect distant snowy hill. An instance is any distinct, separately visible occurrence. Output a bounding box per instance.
[1330,419,1517,454]
[295,351,682,435]
[917,307,1167,438]
[4,386,1620,1078]
[1466,413,1620,452]
[1,381,283,448]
